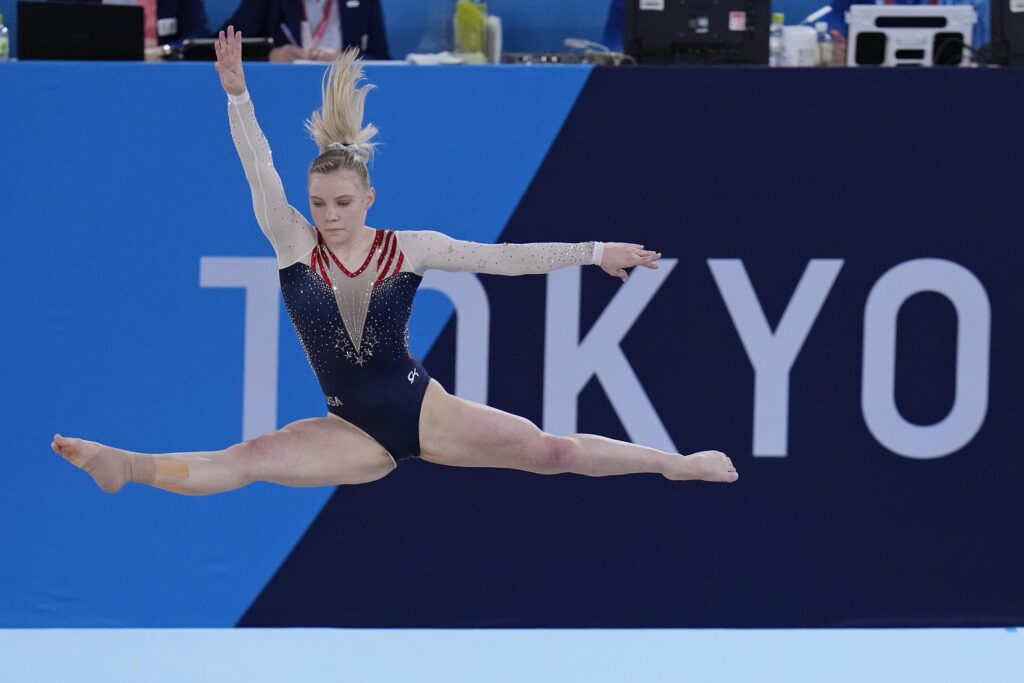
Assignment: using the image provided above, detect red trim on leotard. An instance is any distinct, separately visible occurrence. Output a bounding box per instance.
[311,246,331,288]
[315,228,383,279]
[376,230,395,269]
[373,248,406,288]
[318,249,332,284]
[374,242,398,287]
[378,234,397,275]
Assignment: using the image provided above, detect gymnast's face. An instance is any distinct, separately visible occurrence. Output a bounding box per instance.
[308,170,375,238]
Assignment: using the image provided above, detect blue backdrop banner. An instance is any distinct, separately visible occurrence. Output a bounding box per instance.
[1,62,1021,628]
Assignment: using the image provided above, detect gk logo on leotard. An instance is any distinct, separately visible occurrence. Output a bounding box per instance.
[407,368,419,384]
[325,395,343,407]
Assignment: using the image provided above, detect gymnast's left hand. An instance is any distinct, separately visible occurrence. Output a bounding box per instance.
[600,243,662,283]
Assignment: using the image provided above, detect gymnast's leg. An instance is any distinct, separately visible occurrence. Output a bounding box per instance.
[50,415,396,495]
[418,380,737,482]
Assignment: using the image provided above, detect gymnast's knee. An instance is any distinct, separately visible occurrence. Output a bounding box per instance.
[530,434,581,475]
[225,433,281,483]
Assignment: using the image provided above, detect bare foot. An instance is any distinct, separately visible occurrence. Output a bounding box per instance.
[663,450,738,483]
[51,434,136,493]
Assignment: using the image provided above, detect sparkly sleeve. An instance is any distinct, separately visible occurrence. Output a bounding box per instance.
[396,230,603,276]
[227,91,316,268]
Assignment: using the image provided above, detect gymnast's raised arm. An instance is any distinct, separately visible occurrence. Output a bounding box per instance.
[215,26,316,268]
[395,230,662,283]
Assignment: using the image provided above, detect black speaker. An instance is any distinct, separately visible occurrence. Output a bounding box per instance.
[855,32,886,65]
[932,32,965,65]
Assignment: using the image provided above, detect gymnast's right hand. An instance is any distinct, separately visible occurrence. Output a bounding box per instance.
[214,25,247,97]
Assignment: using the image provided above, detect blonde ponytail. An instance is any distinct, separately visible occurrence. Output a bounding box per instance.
[305,48,378,164]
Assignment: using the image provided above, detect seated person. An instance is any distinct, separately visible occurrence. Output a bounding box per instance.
[219,0,390,62]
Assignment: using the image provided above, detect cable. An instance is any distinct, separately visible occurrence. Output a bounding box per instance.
[932,34,1000,67]
[564,38,612,53]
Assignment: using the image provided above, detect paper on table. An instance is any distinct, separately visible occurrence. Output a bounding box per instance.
[405,51,464,65]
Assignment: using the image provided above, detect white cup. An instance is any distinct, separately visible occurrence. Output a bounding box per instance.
[782,25,819,67]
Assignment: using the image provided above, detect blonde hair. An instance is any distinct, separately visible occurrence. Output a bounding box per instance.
[305,48,378,187]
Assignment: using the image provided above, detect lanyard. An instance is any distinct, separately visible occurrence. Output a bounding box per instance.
[302,0,335,49]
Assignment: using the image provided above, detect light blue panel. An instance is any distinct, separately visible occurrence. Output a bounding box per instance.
[479,0,614,53]
[0,629,1022,682]
[0,61,589,625]
[379,0,616,57]
[203,0,616,57]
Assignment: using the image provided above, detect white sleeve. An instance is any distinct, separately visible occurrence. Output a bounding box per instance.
[227,90,317,268]
[396,230,604,276]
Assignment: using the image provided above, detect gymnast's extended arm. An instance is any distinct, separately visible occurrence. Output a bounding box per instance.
[216,26,316,267]
[396,230,662,283]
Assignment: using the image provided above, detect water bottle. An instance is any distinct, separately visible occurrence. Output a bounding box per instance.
[0,14,10,62]
[769,12,785,67]
[454,1,488,56]
[815,21,833,67]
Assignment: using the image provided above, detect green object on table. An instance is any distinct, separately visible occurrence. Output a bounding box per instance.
[454,1,487,55]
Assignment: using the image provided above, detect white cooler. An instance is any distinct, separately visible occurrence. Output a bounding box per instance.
[845,4,978,67]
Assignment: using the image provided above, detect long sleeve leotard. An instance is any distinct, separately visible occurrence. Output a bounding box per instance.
[227,90,603,460]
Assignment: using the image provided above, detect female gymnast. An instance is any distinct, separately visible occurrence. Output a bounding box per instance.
[50,27,738,495]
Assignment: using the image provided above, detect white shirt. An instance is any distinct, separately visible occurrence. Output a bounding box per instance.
[302,0,342,51]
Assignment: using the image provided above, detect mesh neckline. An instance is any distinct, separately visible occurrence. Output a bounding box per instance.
[315,228,383,278]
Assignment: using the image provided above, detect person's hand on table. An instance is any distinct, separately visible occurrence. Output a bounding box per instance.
[270,44,307,62]
[307,47,341,62]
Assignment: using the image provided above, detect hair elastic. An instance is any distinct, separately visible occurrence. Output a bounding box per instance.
[329,141,366,158]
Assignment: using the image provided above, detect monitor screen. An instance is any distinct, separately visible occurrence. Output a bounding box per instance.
[17,1,144,60]
[625,0,770,64]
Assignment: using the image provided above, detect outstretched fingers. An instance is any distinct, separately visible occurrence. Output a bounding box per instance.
[624,247,661,270]
[635,249,662,269]
[600,243,664,282]
[218,27,228,53]
[215,26,242,64]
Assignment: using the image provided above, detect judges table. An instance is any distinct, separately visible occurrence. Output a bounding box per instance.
[0,61,1022,634]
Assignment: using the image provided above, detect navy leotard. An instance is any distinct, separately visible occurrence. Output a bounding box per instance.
[227,89,602,461]
[279,229,429,460]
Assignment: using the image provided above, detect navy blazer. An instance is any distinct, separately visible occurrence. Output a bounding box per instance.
[157,0,211,44]
[221,0,390,59]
